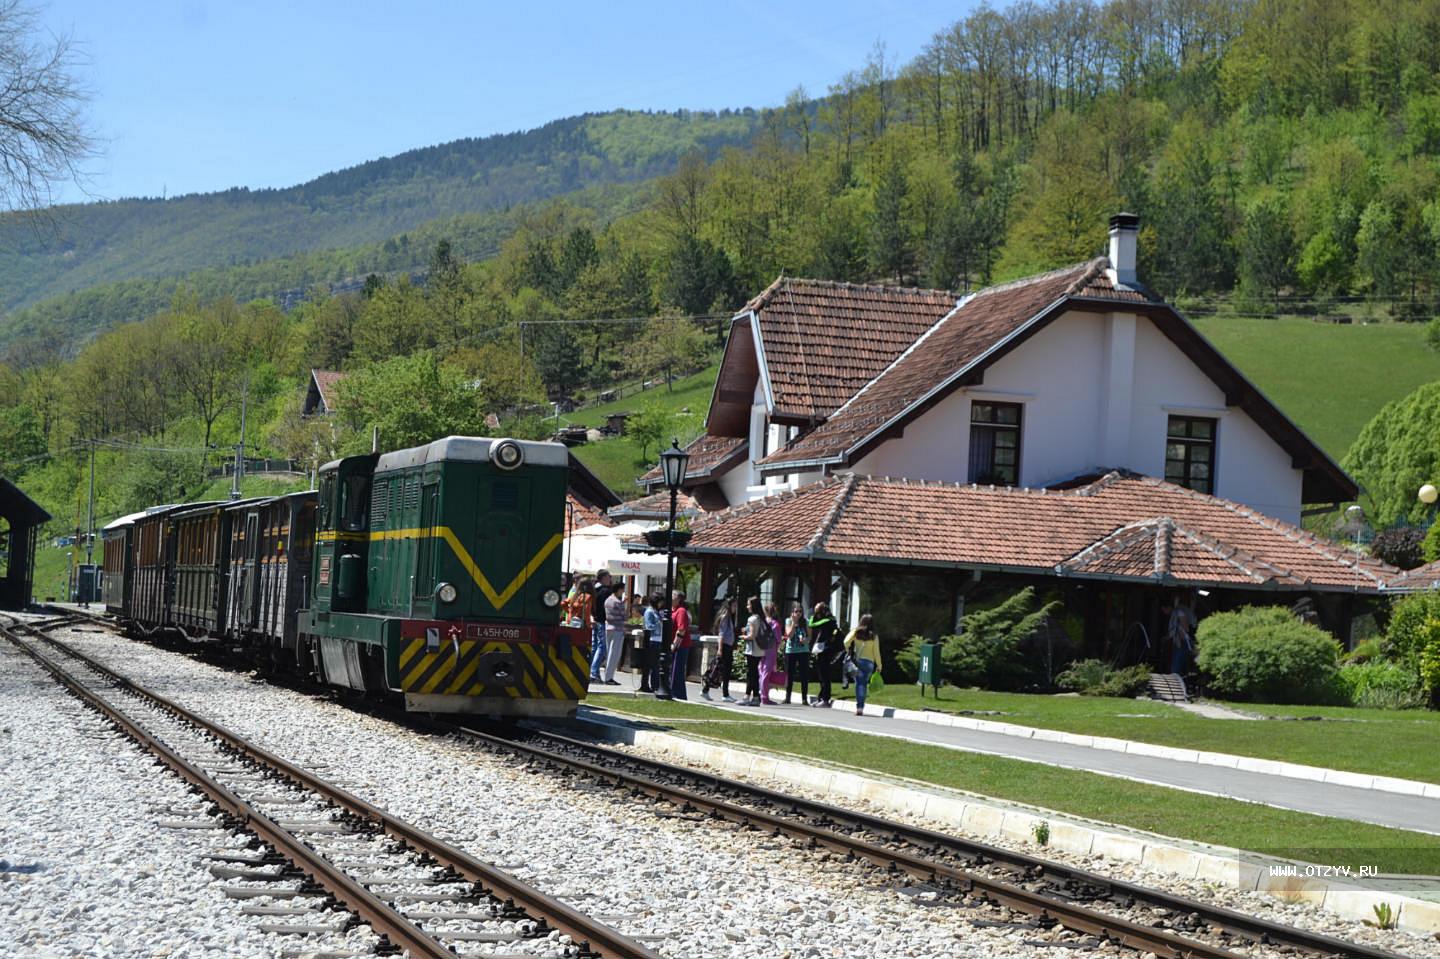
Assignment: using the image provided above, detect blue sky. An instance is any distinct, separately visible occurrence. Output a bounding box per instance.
[41,0,969,203]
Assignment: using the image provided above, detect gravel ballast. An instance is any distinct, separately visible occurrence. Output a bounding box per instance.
[15,616,1436,958]
[0,638,284,959]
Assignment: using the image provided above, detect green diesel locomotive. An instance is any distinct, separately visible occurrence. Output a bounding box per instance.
[107,436,592,718]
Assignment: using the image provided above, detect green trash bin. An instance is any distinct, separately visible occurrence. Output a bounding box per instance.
[917,641,940,696]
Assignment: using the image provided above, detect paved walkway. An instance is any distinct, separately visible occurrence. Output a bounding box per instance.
[584,677,1440,835]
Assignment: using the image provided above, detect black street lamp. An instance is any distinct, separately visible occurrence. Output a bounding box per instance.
[656,438,689,699]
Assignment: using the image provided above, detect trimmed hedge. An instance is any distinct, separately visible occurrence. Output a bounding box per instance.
[1195,606,1341,704]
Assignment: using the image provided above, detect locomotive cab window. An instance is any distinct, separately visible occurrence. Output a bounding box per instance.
[318,474,335,531]
[339,475,370,532]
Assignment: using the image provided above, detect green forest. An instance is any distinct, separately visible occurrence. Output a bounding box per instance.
[9,0,1440,569]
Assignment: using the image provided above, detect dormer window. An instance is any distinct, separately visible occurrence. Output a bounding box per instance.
[969,402,1022,486]
[1166,416,1216,494]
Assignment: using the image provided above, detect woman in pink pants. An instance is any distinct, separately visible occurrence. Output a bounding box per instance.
[757,600,782,705]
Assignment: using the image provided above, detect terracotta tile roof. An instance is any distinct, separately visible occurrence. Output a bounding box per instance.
[681,471,1395,592]
[1383,559,1440,591]
[609,489,704,521]
[311,369,347,411]
[757,261,1108,470]
[743,277,959,420]
[639,434,747,488]
[567,492,611,529]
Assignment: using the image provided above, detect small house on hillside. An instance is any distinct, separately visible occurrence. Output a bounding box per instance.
[302,369,347,417]
[636,215,1390,661]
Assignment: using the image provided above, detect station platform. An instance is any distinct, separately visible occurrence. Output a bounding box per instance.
[584,676,1440,836]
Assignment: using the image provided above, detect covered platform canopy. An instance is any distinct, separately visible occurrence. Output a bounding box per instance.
[0,478,51,610]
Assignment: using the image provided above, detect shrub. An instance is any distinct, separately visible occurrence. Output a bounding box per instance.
[1336,661,1427,709]
[1195,606,1342,704]
[1056,659,1152,697]
[894,635,925,683]
[1342,637,1385,664]
[942,587,1061,690]
[1423,522,1440,564]
[1370,526,1426,569]
[1385,592,1440,677]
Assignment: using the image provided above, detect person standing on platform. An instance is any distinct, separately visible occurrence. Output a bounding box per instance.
[844,613,882,716]
[600,581,627,685]
[668,591,693,699]
[808,602,839,707]
[741,596,767,705]
[782,604,810,705]
[758,601,782,705]
[589,570,613,683]
[701,598,737,701]
[641,592,664,693]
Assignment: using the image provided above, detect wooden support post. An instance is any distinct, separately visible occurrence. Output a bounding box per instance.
[810,561,831,614]
[698,556,716,633]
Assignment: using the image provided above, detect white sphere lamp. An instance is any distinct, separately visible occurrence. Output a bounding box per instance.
[1420,484,1438,505]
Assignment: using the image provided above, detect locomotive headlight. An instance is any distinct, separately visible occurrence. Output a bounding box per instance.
[493,439,524,471]
[542,588,561,608]
[436,582,458,604]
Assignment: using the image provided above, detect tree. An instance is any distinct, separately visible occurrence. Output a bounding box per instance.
[662,235,735,316]
[332,353,490,454]
[1238,195,1295,311]
[626,400,678,463]
[868,154,911,282]
[625,316,709,391]
[0,0,94,211]
[1343,381,1440,528]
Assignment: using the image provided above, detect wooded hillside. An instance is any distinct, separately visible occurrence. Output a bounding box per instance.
[9,0,1440,541]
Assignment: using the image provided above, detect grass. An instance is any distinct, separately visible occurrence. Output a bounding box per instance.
[1191,315,1440,460]
[567,363,721,494]
[827,685,1440,785]
[589,697,1440,874]
[564,363,719,430]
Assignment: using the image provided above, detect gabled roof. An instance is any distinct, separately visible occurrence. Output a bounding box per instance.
[677,471,1393,593]
[753,260,1356,505]
[705,277,959,434]
[305,369,347,415]
[608,489,704,522]
[755,260,1120,471]
[639,434,748,490]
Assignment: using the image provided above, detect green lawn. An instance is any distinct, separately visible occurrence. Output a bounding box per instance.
[564,363,719,429]
[829,685,1440,784]
[589,698,1440,874]
[1192,316,1440,460]
[565,363,720,495]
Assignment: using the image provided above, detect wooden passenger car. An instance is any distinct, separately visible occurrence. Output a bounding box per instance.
[171,501,252,637]
[224,491,317,663]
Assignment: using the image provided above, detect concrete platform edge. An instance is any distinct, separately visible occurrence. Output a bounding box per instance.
[574,713,1440,936]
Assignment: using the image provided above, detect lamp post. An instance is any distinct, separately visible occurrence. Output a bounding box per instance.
[657,438,690,699]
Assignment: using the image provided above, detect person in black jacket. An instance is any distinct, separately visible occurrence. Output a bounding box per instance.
[589,570,613,683]
[808,602,840,707]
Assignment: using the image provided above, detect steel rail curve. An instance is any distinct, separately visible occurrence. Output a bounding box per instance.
[456,723,1409,959]
[6,615,660,959]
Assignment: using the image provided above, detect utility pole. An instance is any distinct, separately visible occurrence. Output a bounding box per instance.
[232,375,249,500]
[85,440,95,567]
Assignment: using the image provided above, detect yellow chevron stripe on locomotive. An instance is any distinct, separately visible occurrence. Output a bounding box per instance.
[391,626,590,718]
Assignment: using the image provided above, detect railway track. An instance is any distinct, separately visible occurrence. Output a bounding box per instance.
[39,607,1416,959]
[2,613,659,959]
[443,723,1410,959]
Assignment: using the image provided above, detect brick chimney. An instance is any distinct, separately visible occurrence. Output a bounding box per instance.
[1107,212,1139,287]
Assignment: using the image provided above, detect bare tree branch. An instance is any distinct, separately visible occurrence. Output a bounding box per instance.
[0,0,93,213]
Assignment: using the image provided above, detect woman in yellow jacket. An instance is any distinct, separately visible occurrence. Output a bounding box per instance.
[843,614,882,716]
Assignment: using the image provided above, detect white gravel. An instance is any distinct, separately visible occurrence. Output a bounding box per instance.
[22,618,1146,959]
[0,637,287,959]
